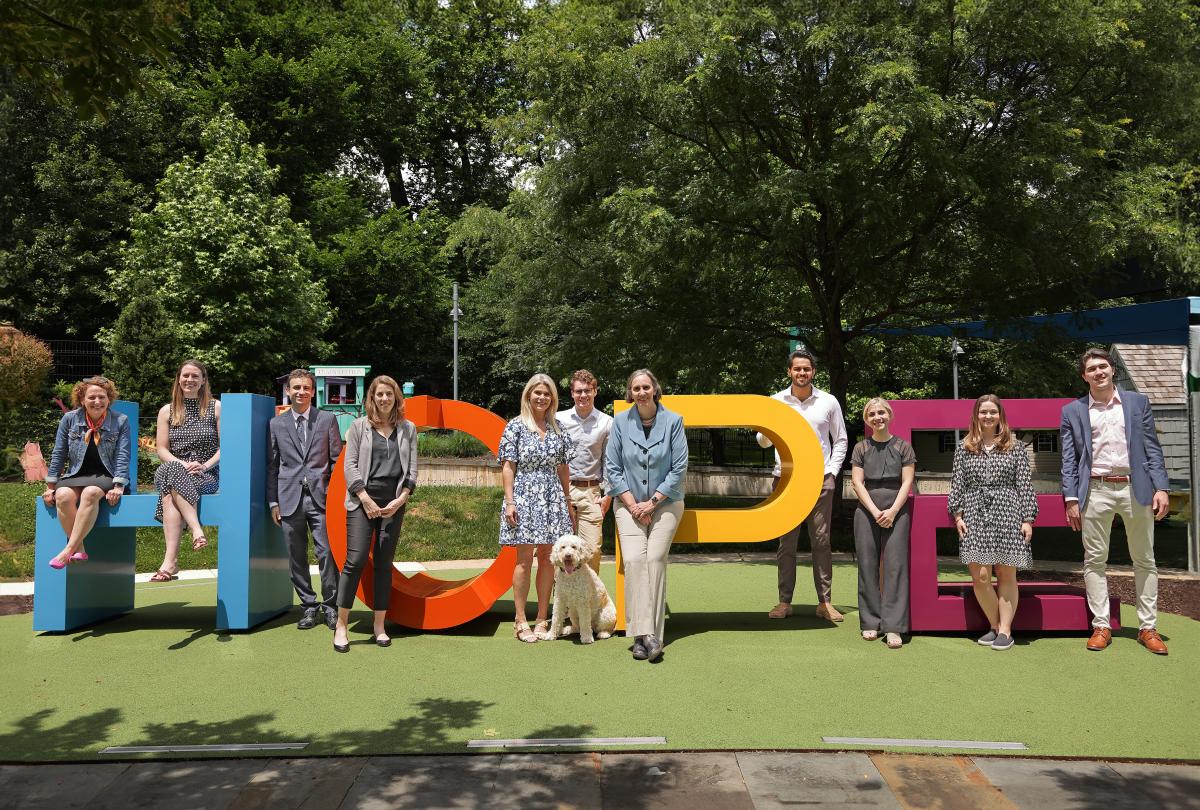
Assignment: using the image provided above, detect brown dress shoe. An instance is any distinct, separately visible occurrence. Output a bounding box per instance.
[816,603,844,623]
[1138,628,1168,655]
[768,602,793,619]
[1086,627,1112,651]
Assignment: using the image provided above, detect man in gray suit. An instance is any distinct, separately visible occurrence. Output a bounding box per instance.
[268,369,344,630]
[1060,347,1171,654]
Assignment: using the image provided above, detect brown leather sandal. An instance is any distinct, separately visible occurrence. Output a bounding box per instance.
[149,569,178,582]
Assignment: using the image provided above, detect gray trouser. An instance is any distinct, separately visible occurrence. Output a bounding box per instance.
[777,474,836,604]
[853,487,910,634]
[281,492,337,609]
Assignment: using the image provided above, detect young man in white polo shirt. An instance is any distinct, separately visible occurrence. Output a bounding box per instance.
[556,369,613,573]
[757,348,848,622]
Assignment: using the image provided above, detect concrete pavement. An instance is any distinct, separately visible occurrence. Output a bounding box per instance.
[2,751,1198,809]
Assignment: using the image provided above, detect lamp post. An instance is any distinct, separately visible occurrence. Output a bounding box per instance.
[451,282,461,401]
[952,338,964,444]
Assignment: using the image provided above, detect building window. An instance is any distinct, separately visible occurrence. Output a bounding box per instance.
[938,432,957,453]
[1034,432,1058,453]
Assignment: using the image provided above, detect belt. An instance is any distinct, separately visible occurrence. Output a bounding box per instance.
[570,478,601,487]
[1090,475,1130,483]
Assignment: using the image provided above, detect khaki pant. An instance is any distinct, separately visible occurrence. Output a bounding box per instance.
[615,500,684,641]
[777,474,836,605]
[1083,479,1158,630]
[568,483,604,573]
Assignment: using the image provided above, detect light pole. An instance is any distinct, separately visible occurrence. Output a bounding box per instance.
[952,338,964,444]
[451,282,461,401]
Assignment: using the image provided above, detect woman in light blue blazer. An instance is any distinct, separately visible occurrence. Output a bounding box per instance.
[605,368,687,662]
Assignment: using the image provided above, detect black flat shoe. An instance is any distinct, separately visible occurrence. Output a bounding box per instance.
[333,641,349,653]
[631,638,648,660]
[374,636,391,647]
[644,634,664,662]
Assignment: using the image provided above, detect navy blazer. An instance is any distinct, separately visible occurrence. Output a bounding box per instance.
[605,403,688,503]
[1060,388,1169,509]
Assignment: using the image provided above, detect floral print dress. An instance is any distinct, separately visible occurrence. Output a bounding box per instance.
[497,418,574,546]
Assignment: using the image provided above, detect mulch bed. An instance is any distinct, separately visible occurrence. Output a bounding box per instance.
[1022,569,1200,622]
[0,595,32,616]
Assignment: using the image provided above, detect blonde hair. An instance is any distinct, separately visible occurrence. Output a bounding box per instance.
[170,360,212,427]
[861,397,893,423]
[72,376,118,408]
[519,373,561,433]
[365,375,405,427]
[963,394,1015,454]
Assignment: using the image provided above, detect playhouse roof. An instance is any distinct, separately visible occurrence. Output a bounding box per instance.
[1111,344,1187,407]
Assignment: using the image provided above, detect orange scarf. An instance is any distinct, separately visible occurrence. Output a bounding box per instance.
[84,412,106,446]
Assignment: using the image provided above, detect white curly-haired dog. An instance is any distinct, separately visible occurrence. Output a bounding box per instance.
[543,533,617,644]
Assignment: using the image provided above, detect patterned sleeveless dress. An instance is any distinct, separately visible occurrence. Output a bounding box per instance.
[154,398,220,522]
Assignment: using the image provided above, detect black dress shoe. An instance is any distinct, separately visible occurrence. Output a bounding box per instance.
[631,637,648,660]
[644,634,663,662]
[333,641,349,653]
[374,636,392,648]
[297,608,318,630]
[323,607,337,630]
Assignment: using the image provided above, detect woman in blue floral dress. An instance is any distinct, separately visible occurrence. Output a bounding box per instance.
[499,373,576,643]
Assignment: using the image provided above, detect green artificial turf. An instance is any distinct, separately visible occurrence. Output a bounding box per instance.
[3,561,1197,763]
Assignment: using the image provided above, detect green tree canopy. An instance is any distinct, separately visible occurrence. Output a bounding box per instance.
[461,0,1200,404]
[102,107,331,393]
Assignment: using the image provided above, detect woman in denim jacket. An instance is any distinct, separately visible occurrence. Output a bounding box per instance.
[42,376,132,568]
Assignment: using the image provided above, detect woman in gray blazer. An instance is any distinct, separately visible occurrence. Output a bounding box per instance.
[334,375,418,652]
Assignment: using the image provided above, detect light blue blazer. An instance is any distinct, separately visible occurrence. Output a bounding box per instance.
[1060,388,1169,509]
[605,403,688,503]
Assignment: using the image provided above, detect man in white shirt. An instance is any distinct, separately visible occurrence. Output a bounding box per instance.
[556,369,613,573]
[756,349,848,622]
[1061,347,1171,654]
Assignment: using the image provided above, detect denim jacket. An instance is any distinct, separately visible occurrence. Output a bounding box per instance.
[46,408,132,487]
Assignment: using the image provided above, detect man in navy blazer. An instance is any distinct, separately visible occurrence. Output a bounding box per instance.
[267,369,344,630]
[1060,348,1170,654]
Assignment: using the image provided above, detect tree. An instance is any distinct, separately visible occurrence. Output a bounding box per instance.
[103,281,183,409]
[0,0,186,119]
[103,107,332,393]
[0,323,53,409]
[463,0,1200,405]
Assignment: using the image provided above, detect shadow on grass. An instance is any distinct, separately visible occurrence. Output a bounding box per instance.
[117,697,494,756]
[664,605,856,644]
[0,707,123,761]
[62,603,294,649]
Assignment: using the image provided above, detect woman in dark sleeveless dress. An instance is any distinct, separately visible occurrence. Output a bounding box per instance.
[150,360,220,582]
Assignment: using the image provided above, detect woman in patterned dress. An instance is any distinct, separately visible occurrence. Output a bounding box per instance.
[948,394,1037,651]
[149,360,221,582]
[499,373,576,643]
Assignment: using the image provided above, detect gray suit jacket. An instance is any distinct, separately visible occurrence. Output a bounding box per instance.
[1060,388,1169,509]
[267,407,344,516]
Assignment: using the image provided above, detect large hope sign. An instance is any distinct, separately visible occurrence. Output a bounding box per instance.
[326,394,826,630]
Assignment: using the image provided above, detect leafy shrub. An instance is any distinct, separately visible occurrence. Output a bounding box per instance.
[0,325,53,410]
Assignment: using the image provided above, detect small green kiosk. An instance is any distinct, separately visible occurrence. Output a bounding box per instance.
[311,364,370,436]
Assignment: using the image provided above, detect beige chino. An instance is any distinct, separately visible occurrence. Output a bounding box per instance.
[614,500,684,641]
[1083,479,1158,630]
[568,483,604,573]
